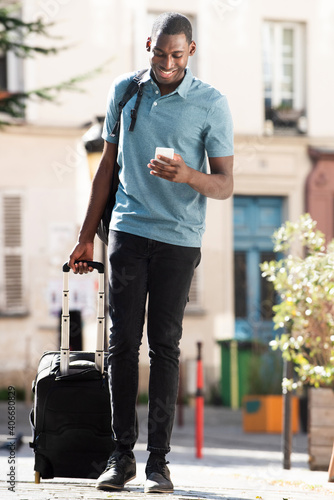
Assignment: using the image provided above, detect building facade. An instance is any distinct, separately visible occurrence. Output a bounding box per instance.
[1,0,334,400]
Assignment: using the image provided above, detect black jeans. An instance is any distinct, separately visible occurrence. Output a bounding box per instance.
[108,230,201,454]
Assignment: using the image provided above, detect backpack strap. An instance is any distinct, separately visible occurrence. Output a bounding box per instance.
[128,83,144,132]
[110,69,148,137]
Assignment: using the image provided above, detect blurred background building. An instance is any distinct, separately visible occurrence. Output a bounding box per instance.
[1,0,334,404]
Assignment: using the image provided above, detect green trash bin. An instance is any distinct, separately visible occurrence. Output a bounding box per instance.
[218,340,264,408]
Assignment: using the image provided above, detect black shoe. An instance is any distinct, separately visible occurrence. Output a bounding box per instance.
[144,455,174,493]
[96,452,136,491]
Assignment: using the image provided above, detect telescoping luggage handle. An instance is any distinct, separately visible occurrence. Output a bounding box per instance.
[61,261,105,375]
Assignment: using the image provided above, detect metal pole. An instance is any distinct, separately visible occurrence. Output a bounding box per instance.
[177,359,184,427]
[102,242,108,351]
[195,342,204,458]
[328,443,334,482]
[283,359,293,469]
[230,340,239,409]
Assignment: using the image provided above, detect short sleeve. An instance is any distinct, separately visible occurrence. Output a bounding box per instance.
[203,95,234,157]
[101,81,119,144]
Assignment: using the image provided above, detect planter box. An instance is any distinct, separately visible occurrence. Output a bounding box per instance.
[242,395,299,433]
[308,387,334,471]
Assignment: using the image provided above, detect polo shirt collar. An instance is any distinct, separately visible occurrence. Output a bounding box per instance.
[175,67,193,98]
[145,67,193,99]
[141,69,152,85]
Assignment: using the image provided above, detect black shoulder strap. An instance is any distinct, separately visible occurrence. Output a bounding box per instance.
[128,83,144,132]
[110,69,148,137]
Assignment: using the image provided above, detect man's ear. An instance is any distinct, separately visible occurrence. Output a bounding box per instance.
[189,41,196,56]
[146,37,152,52]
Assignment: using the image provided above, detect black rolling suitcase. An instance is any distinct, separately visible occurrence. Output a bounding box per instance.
[30,261,114,483]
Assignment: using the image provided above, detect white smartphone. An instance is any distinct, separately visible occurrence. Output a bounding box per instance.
[155,147,174,165]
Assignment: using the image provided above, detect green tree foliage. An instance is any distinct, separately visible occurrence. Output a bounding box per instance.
[261,214,334,390]
[0,3,109,124]
[0,3,60,57]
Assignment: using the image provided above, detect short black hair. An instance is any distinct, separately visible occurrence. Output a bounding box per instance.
[151,12,192,45]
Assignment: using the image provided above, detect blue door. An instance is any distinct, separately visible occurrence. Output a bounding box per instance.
[233,196,283,343]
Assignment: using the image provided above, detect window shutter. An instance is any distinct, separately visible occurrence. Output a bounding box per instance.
[0,193,25,315]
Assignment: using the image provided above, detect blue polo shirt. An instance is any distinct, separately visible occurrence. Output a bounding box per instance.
[102,68,233,247]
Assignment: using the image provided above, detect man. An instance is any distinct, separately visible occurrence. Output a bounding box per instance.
[69,12,233,494]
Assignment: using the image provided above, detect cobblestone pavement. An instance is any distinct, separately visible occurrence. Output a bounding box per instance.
[1,403,334,500]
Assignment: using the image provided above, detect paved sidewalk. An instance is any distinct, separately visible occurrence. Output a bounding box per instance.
[1,403,334,499]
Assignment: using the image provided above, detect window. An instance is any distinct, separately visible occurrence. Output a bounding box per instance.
[0,52,7,90]
[234,251,247,318]
[259,251,276,321]
[263,21,306,132]
[0,192,26,315]
[0,3,25,93]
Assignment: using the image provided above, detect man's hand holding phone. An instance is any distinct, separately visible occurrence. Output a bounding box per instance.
[148,147,193,184]
[154,147,174,165]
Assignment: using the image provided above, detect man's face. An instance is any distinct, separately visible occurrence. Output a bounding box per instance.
[147,33,196,92]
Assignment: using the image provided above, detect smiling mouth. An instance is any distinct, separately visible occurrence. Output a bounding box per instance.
[157,68,177,78]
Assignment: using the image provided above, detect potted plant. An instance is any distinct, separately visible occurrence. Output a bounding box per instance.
[242,349,299,434]
[274,104,303,123]
[260,213,334,470]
